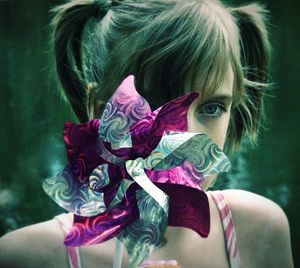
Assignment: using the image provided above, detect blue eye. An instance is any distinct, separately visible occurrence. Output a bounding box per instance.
[198,102,226,117]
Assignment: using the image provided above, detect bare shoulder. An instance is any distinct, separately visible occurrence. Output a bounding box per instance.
[0,217,68,268]
[221,189,294,268]
[221,189,289,227]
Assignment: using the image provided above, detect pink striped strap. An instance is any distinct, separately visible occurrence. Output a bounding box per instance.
[210,191,240,268]
[54,214,82,268]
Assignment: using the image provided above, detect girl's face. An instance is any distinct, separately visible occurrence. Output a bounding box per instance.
[187,65,234,150]
[187,65,234,190]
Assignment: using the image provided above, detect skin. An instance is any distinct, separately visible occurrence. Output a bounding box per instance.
[0,65,294,267]
[187,65,234,191]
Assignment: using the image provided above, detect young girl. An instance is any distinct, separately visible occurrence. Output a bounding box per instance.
[0,0,294,267]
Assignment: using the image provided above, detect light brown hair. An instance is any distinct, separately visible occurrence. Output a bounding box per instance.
[51,0,271,150]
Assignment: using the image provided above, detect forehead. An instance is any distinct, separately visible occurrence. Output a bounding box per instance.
[192,63,234,103]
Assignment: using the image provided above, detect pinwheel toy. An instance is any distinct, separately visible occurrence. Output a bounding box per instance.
[43,75,231,267]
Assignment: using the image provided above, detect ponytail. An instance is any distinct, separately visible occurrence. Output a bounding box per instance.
[51,0,110,122]
[229,3,271,148]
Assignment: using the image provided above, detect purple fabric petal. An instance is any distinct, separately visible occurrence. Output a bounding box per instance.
[64,120,104,183]
[130,92,199,158]
[64,184,140,246]
[157,183,210,237]
[146,167,201,189]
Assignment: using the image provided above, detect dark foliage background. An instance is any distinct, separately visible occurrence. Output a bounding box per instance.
[0,0,299,265]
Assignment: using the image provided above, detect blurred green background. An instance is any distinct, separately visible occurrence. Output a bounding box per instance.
[0,0,299,266]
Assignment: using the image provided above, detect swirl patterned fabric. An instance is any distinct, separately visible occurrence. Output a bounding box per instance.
[43,75,231,268]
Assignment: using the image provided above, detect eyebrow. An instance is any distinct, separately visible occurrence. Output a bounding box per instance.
[200,94,233,106]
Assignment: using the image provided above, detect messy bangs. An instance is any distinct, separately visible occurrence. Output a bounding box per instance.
[80,0,270,150]
[106,0,244,108]
[178,2,243,105]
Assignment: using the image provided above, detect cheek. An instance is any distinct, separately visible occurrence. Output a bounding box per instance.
[208,116,230,149]
[187,109,231,150]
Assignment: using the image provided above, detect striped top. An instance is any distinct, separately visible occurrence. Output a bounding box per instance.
[210,190,240,268]
[55,214,82,268]
[54,190,240,268]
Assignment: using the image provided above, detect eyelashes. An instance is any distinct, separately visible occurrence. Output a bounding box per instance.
[196,102,227,118]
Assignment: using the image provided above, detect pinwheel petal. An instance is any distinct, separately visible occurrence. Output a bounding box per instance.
[144,132,231,187]
[130,92,199,158]
[43,166,106,216]
[64,120,104,183]
[157,183,210,237]
[118,189,168,268]
[64,184,140,246]
[99,75,152,150]
[88,164,110,191]
[126,157,169,211]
